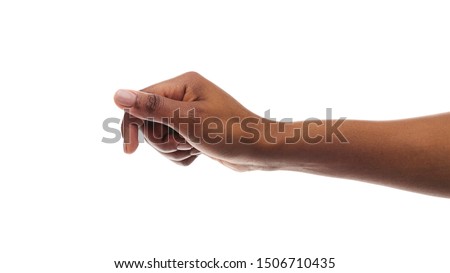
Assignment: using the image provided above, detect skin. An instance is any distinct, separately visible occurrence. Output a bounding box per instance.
[113,72,450,198]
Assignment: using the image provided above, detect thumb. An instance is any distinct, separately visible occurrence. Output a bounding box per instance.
[114,89,188,123]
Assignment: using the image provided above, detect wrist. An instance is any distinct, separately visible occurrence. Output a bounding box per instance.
[255,120,309,171]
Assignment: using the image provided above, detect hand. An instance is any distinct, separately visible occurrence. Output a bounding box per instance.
[114,72,273,171]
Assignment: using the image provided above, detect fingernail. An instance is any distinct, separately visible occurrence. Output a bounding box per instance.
[115,89,136,107]
[177,143,192,151]
[190,148,201,155]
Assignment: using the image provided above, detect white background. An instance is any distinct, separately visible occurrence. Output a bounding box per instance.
[1,1,449,272]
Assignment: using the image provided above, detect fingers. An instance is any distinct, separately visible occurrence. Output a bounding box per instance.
[121,114,200,165]
[140,121,200,165]
[115,72,205,161]
[142,122,180,153]
[139,71,203,101]
[121,112,143,154]
[174,155,198,166]
[177,142,193,150]
[114,89,188,124]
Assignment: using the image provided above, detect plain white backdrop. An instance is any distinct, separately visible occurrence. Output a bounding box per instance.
[1,1,449,272]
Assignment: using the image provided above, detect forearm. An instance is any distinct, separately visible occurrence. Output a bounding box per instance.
[267,113,450,197]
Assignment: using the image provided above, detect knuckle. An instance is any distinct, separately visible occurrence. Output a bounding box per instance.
[139,94,161,114]
[183,71,201,78]
[175,156,196,166]
[157,143,177,153]
[182,71,203,87]
[165,151,191,161]
[147,139,176,152]
[177,160,192,166]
